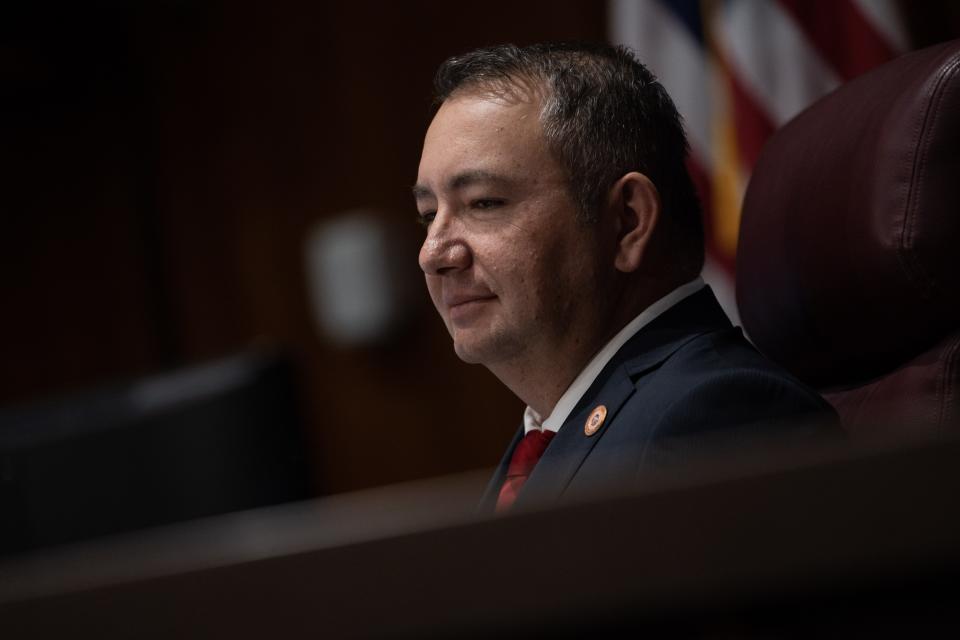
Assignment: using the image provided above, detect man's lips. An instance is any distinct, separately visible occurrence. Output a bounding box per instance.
[444,292,497,311]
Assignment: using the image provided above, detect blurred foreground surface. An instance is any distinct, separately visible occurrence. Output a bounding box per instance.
[2,435,959,637]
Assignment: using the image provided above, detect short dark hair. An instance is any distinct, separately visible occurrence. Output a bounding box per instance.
[432,42,705,277]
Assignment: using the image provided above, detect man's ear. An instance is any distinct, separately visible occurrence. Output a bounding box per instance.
[609,172,660,273]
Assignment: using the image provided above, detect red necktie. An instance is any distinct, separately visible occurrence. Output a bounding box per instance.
[495,429,556,512]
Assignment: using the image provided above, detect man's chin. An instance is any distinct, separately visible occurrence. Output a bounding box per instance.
[451,329,497,364]
[452,341,486,364]
[451,330,521,366]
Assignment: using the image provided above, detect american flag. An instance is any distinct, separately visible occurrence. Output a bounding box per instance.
[609,0,909,323]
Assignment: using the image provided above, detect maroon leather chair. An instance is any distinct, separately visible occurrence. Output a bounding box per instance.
[736,39,960,441]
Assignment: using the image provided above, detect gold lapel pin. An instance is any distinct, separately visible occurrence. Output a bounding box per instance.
[584,405,607,436]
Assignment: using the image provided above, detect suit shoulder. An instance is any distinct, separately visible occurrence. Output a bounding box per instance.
[659,328,823,393]
[628,327,838,435]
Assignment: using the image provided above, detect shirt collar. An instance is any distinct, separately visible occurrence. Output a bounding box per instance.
[523,277,706,434]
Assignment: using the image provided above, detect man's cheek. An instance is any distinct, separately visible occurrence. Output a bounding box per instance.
[425,278,442,310]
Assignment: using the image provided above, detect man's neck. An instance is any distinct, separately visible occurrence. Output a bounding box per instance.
[490,276,690,418]
[490,343,600,419]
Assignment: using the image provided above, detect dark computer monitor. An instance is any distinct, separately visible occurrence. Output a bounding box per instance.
[0,350,314,555]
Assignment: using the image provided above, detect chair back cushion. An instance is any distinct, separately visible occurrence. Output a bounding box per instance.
[737,40,960,390]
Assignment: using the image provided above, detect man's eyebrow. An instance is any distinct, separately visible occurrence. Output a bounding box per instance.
[412,184,433,201]
[413,170,514,202]
[449,170,512,191]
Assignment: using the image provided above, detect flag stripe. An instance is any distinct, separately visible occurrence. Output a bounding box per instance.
[778,0,899,80]
[716,0,841,126]
[726,65,777,173]
[609,0,713,163]
[851,0,910,53]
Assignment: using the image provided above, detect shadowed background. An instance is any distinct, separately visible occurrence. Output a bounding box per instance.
[1,1,612,498]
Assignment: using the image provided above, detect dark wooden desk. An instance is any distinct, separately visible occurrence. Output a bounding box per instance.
[2,439,959,637]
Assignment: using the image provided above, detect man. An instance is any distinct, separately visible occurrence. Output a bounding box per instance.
[413,43,838,513]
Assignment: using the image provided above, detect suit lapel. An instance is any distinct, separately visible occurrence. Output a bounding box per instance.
[514,369,636,507]
[513,287,733,508]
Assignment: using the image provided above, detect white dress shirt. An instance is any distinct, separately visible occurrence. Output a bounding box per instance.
[523,277,706,435]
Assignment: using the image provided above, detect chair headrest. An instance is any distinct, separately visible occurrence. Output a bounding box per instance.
[737,39,960,388]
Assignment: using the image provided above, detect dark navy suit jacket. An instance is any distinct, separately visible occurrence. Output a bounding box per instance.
[479,287,839,512]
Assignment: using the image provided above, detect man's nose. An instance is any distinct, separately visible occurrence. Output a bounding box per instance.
[418,214,471,276]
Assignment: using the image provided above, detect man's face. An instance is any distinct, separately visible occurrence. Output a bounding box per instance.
[415,91,611,369]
